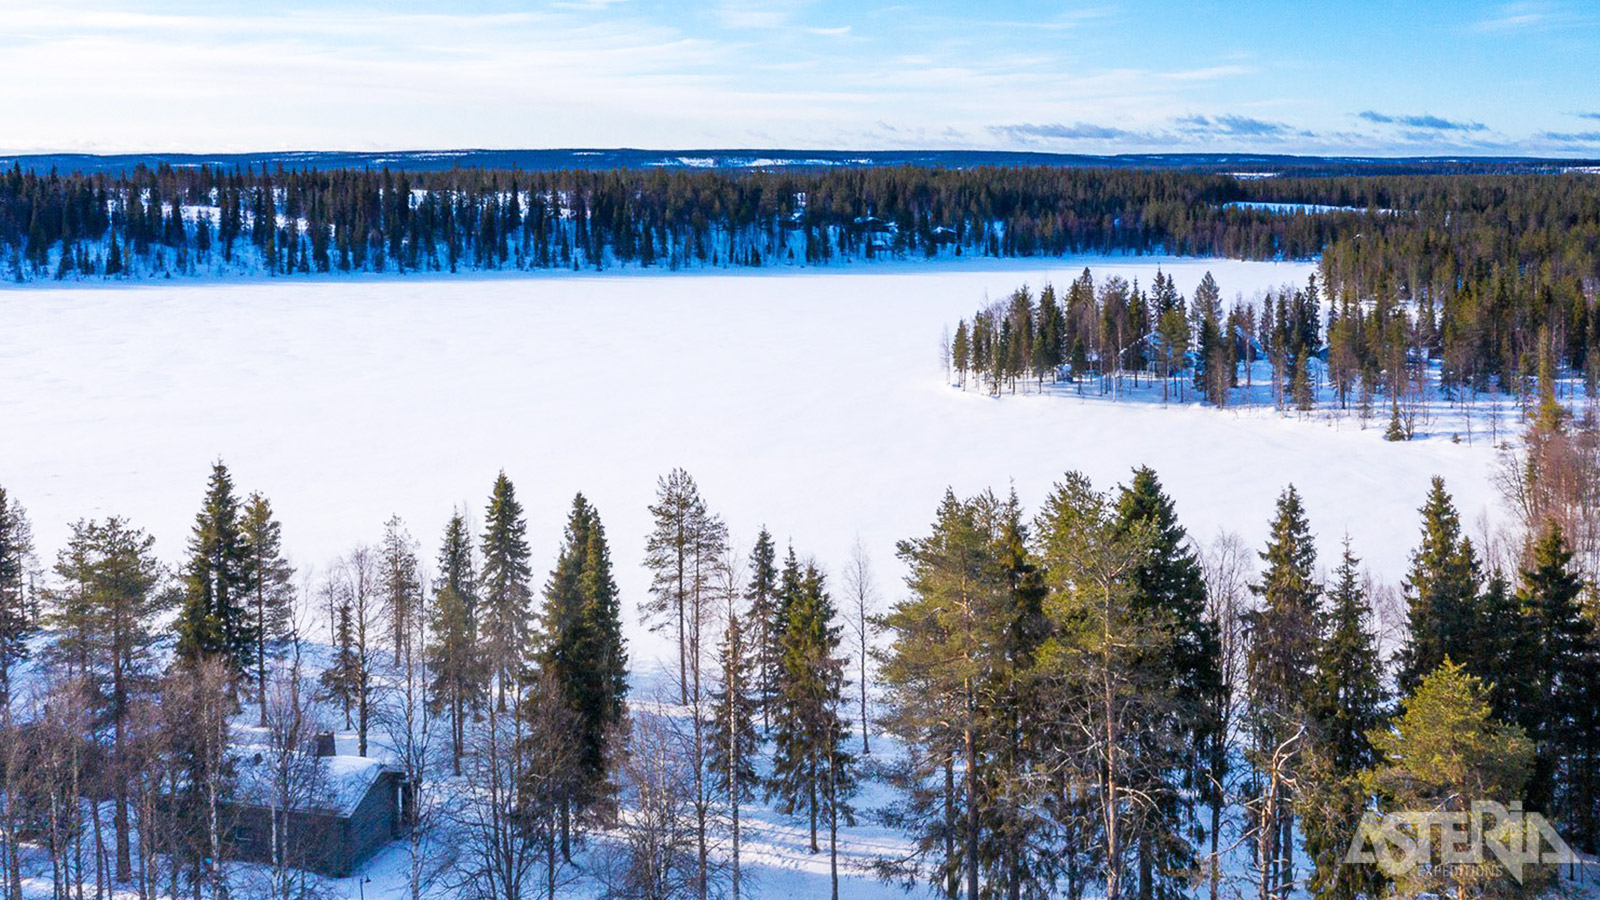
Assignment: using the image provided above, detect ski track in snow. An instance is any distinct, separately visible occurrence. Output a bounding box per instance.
[0,255,1530,897]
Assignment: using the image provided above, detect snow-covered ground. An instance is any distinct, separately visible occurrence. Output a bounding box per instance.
[0,255,1532,896]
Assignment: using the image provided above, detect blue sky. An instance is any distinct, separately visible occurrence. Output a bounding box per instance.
[4,0,1596,155]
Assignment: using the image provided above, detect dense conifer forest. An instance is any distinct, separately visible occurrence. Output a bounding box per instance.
[947,262,1600,440]
[4,165,1598,314]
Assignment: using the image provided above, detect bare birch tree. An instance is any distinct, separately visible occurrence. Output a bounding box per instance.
[841,537,877,757]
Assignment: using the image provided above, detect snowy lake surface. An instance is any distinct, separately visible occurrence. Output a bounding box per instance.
[1,256,1498,663]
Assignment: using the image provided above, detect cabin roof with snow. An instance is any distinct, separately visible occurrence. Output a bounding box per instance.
[228,725,398,817]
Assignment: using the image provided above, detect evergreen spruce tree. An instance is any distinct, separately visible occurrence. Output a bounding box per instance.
[1513,521,1591,819]
[952,320,971,386]
[579,501,629,771]
[321,595,360,728]
[1383,398,1407,441]
[1038,286,1066,379]
[379,515,422,665]
[175,461,257,678]
[986,492,1050,900]
[1567,603,1600,855]
[0,487,35,707]
[775,545,803,652]
[769,563,854,854]
[745,527,780,733]
[1192,272,1222,396]
[428,510,483,776]
[1113,467,1220,900]
[480,471,533,709]
[1301,538,1387,900]
[537,493,628,852]
[1291,348,1314,412]
[1468,571,1533,725]
[241,491,295,724]
[1245,485,1321,900]
[709,606,759,803]
[1395,478,1481,696]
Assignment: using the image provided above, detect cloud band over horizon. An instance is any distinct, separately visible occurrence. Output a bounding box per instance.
[1,0,1594,156]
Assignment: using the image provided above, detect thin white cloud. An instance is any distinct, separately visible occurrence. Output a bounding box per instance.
[1471,1,1585,33]
[716,0,812,30]
[552,0,632,9]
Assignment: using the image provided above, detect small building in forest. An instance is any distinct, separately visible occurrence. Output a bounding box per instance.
[216,729,411,877]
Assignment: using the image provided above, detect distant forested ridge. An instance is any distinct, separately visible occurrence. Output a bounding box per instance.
[1,164,1338,279]
[5,165,1600,362]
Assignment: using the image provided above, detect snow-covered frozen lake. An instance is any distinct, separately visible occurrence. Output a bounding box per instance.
[1,257,1499,662]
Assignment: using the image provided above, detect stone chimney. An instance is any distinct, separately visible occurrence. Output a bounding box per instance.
[313,731,337,758]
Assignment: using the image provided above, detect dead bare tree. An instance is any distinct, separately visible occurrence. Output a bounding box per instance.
[447,678,546,900]
[1244,725,1305,900]
[521,671,582,900]
[379,565,442,900]
[160,656,237,900]
[600,709,701,900]
[0,699,21,900]
[1200,530,1255,900]
[842,537,877,757]
[246,632,335,900]
[23,672,93,900]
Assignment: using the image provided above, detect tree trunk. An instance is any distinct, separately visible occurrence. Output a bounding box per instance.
[560,802,570,863]
[860,653,870,756]
[1209,784,1222,900]
[358,672,369,757]
[1138,834,1151,900]
[809,776,818,853]
[944,754,957,899]
[964,707,979,900]
[452,696,464,776]
[257,589,268,728]
[829,755,840,900]
[113,648,132,883]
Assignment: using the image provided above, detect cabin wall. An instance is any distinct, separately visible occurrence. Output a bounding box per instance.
[345,771,402,871]
[156,773,403,878]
